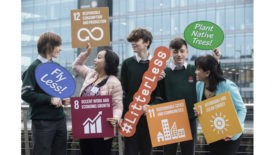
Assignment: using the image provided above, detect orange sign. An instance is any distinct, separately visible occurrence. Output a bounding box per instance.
[119,46,170,137]
[146,100,193,147]
[71,7,110,48]
[194,92,242,144]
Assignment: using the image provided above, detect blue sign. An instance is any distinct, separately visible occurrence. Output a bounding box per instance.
[35,62,76,99]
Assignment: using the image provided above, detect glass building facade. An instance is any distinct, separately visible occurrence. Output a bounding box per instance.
[21,0,253,103]
[21,0,78,73]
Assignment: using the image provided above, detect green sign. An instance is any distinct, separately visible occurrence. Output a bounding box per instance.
[184,21,224,50]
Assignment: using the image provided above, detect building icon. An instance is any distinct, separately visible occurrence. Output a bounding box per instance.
[83,111,102,134]
[157,119,186,142]
[178,129,186,138]
[171,122,178,140]
[161,119,171,140]
[157,132,165,142]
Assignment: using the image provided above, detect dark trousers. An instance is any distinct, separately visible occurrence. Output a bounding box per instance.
[31,118,67,155]
[208,136,241,155]
[79,138,113,155]
[163,119,197,155]
[124,115,152,155]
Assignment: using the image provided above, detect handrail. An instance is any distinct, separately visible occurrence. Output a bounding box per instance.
[21,103,253,155]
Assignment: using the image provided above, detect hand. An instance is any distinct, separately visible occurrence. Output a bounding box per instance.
[86,43,93,55]
[158,70,166,81]
[193,107,200,117]
[224,136,233,141]
[212,48,221,63]
[51,97,62,108]
[143,105,150,115]
[62,98,70,105]
[106,118,119,128]
[118,119,123,129]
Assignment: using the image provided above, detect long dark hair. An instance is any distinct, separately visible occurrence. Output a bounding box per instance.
[195,55,225,92]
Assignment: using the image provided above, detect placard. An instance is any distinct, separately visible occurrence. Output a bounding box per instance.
[119,46,170,137]
[70,95,114,139]
[146,100,192,147]
[184,21,224,50]
[35,62,76,99]
[194,92,242,144]
[71,7,110,48]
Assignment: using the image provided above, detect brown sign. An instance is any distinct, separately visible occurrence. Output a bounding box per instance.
[71,7,110,48]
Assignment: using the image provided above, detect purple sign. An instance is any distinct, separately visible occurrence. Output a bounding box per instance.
[35,62,76,99]
[70,95,114,139]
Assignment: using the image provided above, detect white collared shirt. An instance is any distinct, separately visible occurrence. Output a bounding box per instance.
[135,53,152,63]
[168,61,188,71]
[37,55,52,63]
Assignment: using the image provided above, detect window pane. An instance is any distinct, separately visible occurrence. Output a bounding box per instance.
[145,16,153,32]
[188,11,197,24]
[245,35,253,56]
[245,5,253,29]
[171,13,179,35]
[226,7,234,30]
[113,0,119,16]
[235,35,245,58]
[154,15,161,36]
[235,6,245,30]
[216,9,225,30]
[145,0,154,10]
[180,12,188,34]
[171,0,180,8]
[162,14,171,35]
[207,9,215,23]
[225,36,234,58]
[162,0,171,8]
[136,0,144,11]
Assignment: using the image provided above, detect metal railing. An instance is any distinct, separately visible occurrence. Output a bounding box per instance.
[21,104,253,155]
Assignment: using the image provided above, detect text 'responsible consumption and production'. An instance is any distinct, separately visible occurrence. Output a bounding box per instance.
[71,7,110,48]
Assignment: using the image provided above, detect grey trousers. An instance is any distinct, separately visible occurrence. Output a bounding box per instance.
[31,118,67,155]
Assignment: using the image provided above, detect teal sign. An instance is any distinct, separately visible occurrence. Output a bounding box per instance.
[184,21,224,50]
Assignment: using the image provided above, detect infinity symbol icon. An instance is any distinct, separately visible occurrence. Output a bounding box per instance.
[77,27,104,42]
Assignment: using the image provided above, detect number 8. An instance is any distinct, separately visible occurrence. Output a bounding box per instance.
[74,100,79,109]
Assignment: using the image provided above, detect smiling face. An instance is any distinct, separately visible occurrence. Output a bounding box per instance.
[171,44,188,66]
[131,38,149,54]
[94,50,106,73]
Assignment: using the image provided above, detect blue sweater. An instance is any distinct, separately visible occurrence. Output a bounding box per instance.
[196,79,247,140]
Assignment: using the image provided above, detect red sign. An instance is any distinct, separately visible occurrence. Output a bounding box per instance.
[70,95,114,139]
[119,46,170,137]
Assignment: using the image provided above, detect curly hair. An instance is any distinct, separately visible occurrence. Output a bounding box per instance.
[127,28,153,49]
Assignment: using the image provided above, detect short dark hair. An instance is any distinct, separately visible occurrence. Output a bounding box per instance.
[127,28,153,49]
[195,55,225,92]
[169,38,188,50]
[37,32,62,57]
[100,47,119,76]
